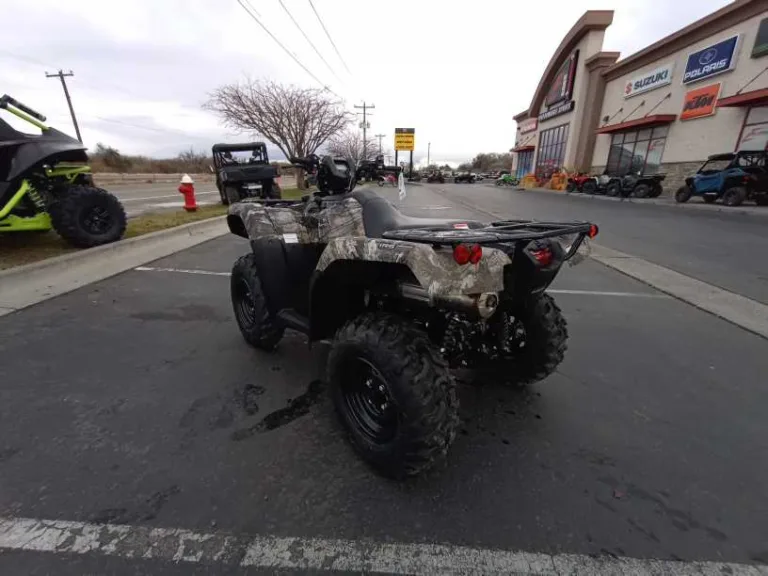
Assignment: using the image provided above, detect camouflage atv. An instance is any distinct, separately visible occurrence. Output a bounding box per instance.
[226,154,598,479]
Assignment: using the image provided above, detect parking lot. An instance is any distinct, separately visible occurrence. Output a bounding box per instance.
[1,187,768,574]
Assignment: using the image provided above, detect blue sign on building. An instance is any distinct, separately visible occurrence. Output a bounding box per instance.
[683,35,740,84]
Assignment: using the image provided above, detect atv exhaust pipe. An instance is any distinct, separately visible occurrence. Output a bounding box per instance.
[399,283,498,319]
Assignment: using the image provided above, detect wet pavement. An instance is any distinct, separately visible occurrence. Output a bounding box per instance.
[1,189,767,574]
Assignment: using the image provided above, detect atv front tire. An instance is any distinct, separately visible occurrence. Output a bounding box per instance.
[328,313,459,479]
[675,186,692,203]
[606,182,621,197]
[49,185,127,248]
[231,254,284,350]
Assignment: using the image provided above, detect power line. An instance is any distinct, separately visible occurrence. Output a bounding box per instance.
[277,0,343,85]
[374,133,386,154]
[308,0,352,75]
[237,0,339,97]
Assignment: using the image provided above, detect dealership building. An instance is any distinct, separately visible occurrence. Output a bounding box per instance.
[511,0,768,192]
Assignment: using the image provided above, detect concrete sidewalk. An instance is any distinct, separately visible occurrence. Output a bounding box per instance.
[510,185,768,218]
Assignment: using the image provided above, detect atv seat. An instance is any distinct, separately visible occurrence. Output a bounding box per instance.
[352,188,483,238]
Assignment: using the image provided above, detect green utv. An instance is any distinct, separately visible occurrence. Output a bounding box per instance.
[0,95,126,247]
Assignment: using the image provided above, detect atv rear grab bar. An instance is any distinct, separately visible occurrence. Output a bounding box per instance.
[381,220,596,245]
[0,94,48,129]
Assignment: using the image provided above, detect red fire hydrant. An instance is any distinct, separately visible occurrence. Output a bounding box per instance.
[178,173,197,212]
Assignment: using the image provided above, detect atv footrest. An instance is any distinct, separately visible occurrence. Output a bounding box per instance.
[277,309,310,334]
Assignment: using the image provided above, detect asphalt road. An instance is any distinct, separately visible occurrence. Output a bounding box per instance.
[444,181,768,304]
[1,186,767,574]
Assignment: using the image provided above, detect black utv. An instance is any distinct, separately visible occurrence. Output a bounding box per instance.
[212,142,281,205]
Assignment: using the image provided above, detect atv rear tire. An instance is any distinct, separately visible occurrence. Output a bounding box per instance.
[755,195,768,206]
[269,181,282,199]
[566,182,576,193]
[225,186,240,205]
[231,254,284,351]
[675,186,692,203]
[582,180,596,195]
[49,185,127,248]
[488,294,568,386]
[606,182,621,197]
[723,186,746,207]
[633,183,651,199]
[328,313,459,479]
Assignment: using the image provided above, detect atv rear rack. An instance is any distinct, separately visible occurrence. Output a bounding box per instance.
[381,220,596,245]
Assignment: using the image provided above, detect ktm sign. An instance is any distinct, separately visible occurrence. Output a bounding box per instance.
[681,83,721,120]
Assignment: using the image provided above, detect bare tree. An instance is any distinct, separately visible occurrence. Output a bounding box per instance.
[326,129,378,166]
[205,79,350,185]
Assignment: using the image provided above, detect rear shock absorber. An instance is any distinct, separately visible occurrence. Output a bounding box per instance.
[26,185,47,211]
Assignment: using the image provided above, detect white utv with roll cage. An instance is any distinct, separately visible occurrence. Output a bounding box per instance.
[226,154,598,479]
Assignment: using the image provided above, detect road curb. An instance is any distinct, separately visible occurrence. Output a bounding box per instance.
[591,244,768,340]
[510,186,768,218]
[0,216,229,316]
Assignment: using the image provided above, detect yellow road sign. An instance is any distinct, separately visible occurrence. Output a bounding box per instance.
[394,128,415,151]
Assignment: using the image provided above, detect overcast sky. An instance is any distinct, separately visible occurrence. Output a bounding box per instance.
[1,0,732,166]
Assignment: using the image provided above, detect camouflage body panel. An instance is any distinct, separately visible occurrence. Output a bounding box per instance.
[316,237,511,297]
[228,197,365,243]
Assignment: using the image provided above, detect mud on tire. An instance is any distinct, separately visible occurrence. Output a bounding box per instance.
[49,185,127,248]
[328,313,459,479]
[230,254,284,350]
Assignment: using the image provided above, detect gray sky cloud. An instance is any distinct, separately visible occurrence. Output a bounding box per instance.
[2,0,731,164]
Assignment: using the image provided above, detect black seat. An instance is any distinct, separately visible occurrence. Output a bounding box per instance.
[351,188,483,238]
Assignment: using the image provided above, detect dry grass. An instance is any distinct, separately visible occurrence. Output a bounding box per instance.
[0,189,305,271]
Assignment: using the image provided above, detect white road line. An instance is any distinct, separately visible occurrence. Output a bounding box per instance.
[548,289,668,298]
[134,267,669,299]
[134,266,231,277]
[0,515,764,575]
[120,191,219,202]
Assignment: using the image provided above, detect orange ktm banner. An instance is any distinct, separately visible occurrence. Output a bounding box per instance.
[681,83,721,120]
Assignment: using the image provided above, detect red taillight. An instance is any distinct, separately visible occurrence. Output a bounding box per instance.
[469,244,482,264]
[588,224,599,238]
[453,243,482,265]
[531,247,553,266]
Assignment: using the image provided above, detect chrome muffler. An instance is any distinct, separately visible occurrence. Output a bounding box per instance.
[399,283,498,319]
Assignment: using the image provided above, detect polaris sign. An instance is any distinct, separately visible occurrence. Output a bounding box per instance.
[683,35,740,84]
[624,63,673,98]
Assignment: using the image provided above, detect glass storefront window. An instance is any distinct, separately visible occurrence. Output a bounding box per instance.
[535,123,569,178]
[738,106,768,151]
[605,126,668,176]
[516,149,534,179]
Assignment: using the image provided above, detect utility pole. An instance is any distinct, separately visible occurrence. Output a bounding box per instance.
[374,133,385,154]
[46,70,82,142]
[353,102,375,158]
[427,142,431,167]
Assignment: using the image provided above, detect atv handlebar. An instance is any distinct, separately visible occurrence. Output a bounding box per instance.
[0,94,47,122]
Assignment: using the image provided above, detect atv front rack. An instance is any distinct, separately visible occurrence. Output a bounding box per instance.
[381,220,596,245]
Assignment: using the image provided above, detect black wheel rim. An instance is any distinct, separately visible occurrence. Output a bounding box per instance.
[341,357,397,444]
[81,205,113,235]
[234,278,257,328]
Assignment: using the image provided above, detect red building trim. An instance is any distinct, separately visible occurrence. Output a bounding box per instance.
[717,88,768,108]
[595,114,677,134]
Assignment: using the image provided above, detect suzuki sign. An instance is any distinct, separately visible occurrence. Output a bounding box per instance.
[683,35,740,84]
[624,63,673,98]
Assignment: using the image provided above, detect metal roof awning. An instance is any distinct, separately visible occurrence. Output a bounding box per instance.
[717,88,768,108]
[512,145,535,152]
[595,114,677,134]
